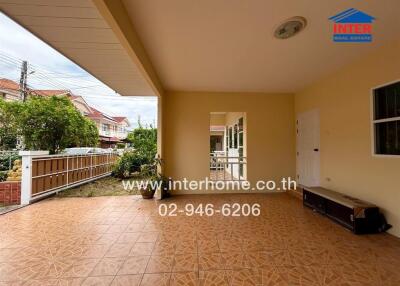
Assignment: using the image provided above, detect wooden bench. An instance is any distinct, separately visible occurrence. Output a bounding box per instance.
[303,187,382,234]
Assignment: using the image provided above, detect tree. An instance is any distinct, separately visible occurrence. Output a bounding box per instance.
[127,123,157,163]
[18,96,99,154]
[70,117,99,148]
[113,124,157,178]
[0,99,23,150]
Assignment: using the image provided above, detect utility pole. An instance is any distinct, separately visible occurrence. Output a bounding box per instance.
[19,61,28,101]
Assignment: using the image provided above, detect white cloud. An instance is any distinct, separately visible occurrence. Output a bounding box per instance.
[0,12,157,128]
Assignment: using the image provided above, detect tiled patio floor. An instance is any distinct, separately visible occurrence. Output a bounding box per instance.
[1,193,400,285]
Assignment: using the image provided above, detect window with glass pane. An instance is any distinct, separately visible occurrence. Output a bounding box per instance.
[234,124,238,148]
[373,82,400,155]
[225,127,229,152]
[239,147,243,177]
[238,117,243,131]
[229,127,233,148]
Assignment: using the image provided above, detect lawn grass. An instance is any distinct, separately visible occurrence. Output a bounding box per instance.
[56,176,141,197]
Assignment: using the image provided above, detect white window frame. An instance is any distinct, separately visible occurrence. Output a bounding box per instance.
[371,79,400,158]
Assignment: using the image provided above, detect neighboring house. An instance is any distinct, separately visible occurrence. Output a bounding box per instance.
[86,106,130,148]
[0,78,130,148]
[112,117,130,139]
[0,78,69,100]
[67,95,130,147]
[0,78,24,101]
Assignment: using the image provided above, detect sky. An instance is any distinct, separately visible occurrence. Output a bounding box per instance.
[0,12,157,129]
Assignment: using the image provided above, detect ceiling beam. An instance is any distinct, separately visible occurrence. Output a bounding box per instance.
[92,0,164,97]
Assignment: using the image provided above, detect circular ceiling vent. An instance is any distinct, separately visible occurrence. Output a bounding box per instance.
[274,17,307,39]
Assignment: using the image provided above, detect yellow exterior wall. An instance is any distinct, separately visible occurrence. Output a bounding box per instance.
[295,40,400,237]
[163,91,295,192]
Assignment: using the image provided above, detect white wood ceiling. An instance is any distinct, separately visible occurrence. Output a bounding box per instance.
[0,0,155,96]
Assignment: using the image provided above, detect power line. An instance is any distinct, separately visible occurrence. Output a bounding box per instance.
[0,52,105,93]
[0,51,156,98]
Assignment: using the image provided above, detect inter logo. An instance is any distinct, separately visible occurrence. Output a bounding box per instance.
[329,8,375,43]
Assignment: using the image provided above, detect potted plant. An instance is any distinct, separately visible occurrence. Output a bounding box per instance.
[138,163,158,199]
[138,156,171,199]
[139,179,158,199]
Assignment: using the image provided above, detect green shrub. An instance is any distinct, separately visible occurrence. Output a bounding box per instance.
[127,125,157,165]
[112,150,148,178]
[0,171,7,182]
[116,143,125,149]
[0,153,19,171]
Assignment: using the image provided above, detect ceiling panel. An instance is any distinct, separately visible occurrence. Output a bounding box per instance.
[0,0,155,96]
[123,0,400,93]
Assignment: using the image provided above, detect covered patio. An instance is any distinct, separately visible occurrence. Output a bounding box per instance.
[1,194,400,285]
[0,1,400,285]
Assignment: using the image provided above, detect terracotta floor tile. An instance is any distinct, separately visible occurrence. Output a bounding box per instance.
[261,265,287,286]
[57,277,86,286]
[118,256,149,275]
[96,233,121,245]
[218,239,242,253]
[1,194,400,285]
[129,242,155,256]
[81,244,111,259]
[175,240,197,254]
[126,223,145,233]
[266,249,294,267]
[197,240,219,253]
[106,225,128,234]
[105,244,133,258]
[199,253,223,271]
[230,268,262,286]
[117,233,140,245]
[175,231,197,241]
[61,258,99,278]
[90,257,125,276]
[152,241,176,256]
[0,259,57,282]
[199,270,232,286]
[242,239,264,252]
[173,254,198,272]
[245,252,272,268]
[145,255,174,273]
[136,232,159,243]
[111,274,142,286]
[337,263,381,286]
[82,276,114,286]
[277,266,325,286]
[170,272,198,286]
[221,252,247,269]
[140,273,170,286]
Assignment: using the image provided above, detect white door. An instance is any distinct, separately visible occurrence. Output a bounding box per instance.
[296,109,320,187]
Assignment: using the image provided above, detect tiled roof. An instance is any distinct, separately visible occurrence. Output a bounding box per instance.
[0,78,126,126]
[0,78,19,91]
[99,136,121,142]
[112,116,127,123]
[87,106,118,123]
[0,78,69,97]
[31,89,70,96]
